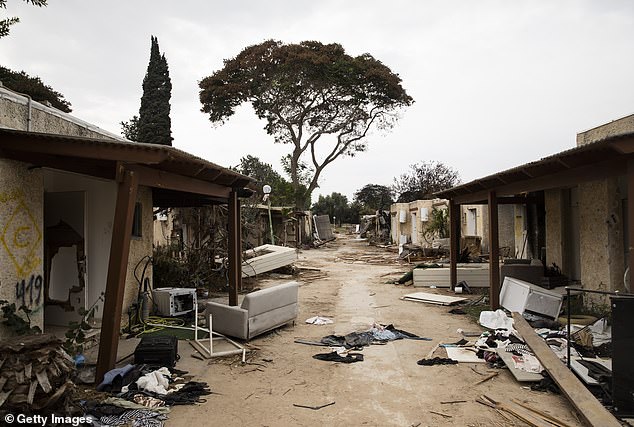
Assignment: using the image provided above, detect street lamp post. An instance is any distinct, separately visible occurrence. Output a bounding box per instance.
[263,185,275,245]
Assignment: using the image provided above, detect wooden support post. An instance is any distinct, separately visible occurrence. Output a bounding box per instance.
[488,191,500,309]
[623,158,634,289]
[512,313,621,427]
[96,169,138,384]
[449,200,460,288]
[228,189,241,306]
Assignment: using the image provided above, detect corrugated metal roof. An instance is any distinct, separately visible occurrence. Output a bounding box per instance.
[435,133,634,201]
[0,128,254,189]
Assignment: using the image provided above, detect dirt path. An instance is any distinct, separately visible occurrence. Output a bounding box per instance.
[169,236,582,427]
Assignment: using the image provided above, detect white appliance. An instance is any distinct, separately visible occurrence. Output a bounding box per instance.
[152,287,197,317]
[499,276,563,319]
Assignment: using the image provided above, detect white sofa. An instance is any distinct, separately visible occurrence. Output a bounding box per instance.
[204,281,299,340]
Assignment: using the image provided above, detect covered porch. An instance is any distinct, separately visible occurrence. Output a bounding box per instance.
[436,132,634,309]
[0,128,254,382]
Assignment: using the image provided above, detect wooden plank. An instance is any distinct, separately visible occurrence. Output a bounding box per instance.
[495,349,543,382]
[95,169,139,384]
[228,190,241,306]
[130,164,232,199]
[241,244,296,278]
[450,200,460,287]
[512,312,621,427]
[402,292,467,305]
[445,346,485,363]
[627,159,634,288]
[35,370,52,394]
[488,191,500,309]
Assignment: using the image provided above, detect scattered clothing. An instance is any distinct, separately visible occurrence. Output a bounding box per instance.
[101,397,171,414]
[505,343,531,356]
[417,357,459,366]
[98,409,168,427]
[479,309,515,331]
[134,367,172,395]
[97,364,136,392]
[133,395,166,409]
[320,333,372,348]
[305,316,334,325]
[313,351,364,363]
[320,325,429,349]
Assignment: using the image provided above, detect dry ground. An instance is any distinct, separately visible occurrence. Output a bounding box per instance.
[168,235,582,427]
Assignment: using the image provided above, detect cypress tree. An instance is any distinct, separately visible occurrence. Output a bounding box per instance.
[137,36,173,146]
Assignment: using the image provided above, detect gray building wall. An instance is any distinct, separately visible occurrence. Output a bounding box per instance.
[576,114,634,146]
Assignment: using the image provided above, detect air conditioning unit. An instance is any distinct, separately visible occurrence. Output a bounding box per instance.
[152,287,197,317]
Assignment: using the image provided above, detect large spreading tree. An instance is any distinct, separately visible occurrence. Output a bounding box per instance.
[125,36,172,145]
[199,40,413,208]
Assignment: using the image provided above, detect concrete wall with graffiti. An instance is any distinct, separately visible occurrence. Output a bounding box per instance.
[0,159,44,335]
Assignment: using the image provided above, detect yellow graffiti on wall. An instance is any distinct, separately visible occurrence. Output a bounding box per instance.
[1,191,42,276]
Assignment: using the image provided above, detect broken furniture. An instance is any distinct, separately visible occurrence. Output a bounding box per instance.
[500,259,544,287]
[204,281,299,340]
[512,312,622,427]
[240,244,297,278]
[609,295,634,416]
[313,214,334,241]
[499,276,563,319]
[191,303,245,361]
[152,287,197,317]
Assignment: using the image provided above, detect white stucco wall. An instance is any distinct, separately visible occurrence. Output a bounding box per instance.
[42,170,117,320]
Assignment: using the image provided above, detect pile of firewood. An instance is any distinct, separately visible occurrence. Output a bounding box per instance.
[0,334,75,412]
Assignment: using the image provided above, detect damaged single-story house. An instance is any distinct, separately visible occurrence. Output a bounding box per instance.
[436,114,634,309]
[390,199,520,257]
[154,204,312,251]
[0,84,253,381]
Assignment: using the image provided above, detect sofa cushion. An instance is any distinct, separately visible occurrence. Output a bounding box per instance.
[241,281,298,317]
[248,302,298,339]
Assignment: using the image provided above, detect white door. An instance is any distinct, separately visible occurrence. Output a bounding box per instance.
[466,208,477,235]
[411,213,418,244]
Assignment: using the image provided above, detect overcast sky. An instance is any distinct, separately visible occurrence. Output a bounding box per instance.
[2,1,633,203]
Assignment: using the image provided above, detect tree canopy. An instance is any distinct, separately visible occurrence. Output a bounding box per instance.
[0,0,46,38]
[199,40,413,208]
[120,115,139,141]
[353,184,394,212]
[135,36,172,145]
[393,161,460,203]
[311,192,358,226]
[235,155,302,207]
[0,65,71,112]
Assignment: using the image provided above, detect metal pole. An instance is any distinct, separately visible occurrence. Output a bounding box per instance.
[567,286,571,368]
[268,198,275,245]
